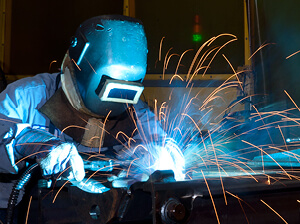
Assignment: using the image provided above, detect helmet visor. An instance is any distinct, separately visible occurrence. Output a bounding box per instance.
[96,79,144,104]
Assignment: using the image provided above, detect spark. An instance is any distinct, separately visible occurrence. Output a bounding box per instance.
[260,199,288,224]
[186,36,215,80]
[252,105,274,145]
[53,180,70,203]
[85,57,97,74]
[60,125,88,134]
[268,145,300,162]
[48,60,57,72]
[238,199,250,224]
[127,144,149,155]
[165,53,180,70]
[158,36,165,61]
[222,54,243,91]
[42,32,300,221]
[186,34,237,82]
[200,74,240,110]
[116,130,137,148]
[284,90,300,112]
[71,58,81,71]
[99,111,111,153]
[248,42,275,60]
[25,196,33,224]
[208,130,227,205]
[286,49,300,59]
[267,176,271,185]
[162,47,173,80]
[174,49,193,75]
[126,158,139,177]
[83,164,119,184]
[14,149,51,165]
[0,117,18,123]
[277,125,288,152]
[201,170,220,224]
[181,113,203,135]
[226,191,252,224]
[214,94,251,120]
[169,74,184,84]
[201,35,238,77]
[242,140,292,179]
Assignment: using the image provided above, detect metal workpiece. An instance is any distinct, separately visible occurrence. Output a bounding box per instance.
[161,198,186,224]
[24,169,300,223]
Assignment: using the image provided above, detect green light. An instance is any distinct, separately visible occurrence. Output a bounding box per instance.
[193,33,202,42]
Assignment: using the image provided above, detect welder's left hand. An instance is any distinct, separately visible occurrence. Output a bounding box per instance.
[37,142,85,181]
[13,127,85,181]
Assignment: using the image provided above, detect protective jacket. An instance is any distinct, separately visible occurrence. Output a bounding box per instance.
[0,72,164,208]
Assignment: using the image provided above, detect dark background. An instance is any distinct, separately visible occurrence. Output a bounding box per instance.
[254,0,300,106]
[135,0,244,74]
[9,0,123,75]
[8,0,244,75]
[5,0,300,106]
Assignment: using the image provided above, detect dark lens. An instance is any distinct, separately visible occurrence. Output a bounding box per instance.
[108,88,137,100]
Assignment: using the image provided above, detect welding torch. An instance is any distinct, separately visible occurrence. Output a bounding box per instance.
[70,155,141,194]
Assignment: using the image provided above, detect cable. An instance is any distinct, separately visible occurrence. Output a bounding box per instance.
[6,163,39,224]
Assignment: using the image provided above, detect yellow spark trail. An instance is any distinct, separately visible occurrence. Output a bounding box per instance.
[25,196,33,224]
[201,170,220,224]
[284,90,300,112]
[53,180,70,203]
[260,199,288,224]
[286,50,300,59]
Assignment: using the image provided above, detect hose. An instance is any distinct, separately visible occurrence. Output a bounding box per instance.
[6,163,39,224]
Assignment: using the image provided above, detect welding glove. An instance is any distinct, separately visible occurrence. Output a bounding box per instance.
[107,170,149,188]
[13,127,85,181]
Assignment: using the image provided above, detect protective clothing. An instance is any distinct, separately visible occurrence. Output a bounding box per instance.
[0,72,168,207]
[0,73,59,208]
[0,15,182,209]
[62,15,148,117]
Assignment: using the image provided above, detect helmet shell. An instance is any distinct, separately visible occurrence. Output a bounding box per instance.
[68,15,147,117]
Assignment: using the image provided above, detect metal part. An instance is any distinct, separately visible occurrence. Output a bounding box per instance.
[69,157,114,194]
[84,159,113,172]
[161,198,186,224]
[248,148,300,167]
[23,169,300,223]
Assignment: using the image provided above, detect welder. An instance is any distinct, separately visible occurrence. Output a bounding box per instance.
[0,15,174,222]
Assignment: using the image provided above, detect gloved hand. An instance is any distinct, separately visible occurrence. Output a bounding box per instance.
[107,170,149,188]
[13,127,85,181]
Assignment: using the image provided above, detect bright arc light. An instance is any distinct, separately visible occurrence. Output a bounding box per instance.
[153,139,185,181]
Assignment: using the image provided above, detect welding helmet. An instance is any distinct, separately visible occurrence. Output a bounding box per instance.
[61,15,147,117]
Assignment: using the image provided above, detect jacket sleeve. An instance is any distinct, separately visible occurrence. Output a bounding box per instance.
[0,113,29,173]
[0,73,59,173]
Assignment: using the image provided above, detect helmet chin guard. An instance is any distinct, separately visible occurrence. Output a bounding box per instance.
[62,15,148,117]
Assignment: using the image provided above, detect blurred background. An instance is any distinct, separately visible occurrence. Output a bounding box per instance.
[1,0,300,108]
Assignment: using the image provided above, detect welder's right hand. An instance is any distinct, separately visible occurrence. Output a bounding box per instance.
[13,127,85,181]
[107,170,149,189]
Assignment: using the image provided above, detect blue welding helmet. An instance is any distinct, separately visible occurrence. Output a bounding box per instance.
[65,15,147,117]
